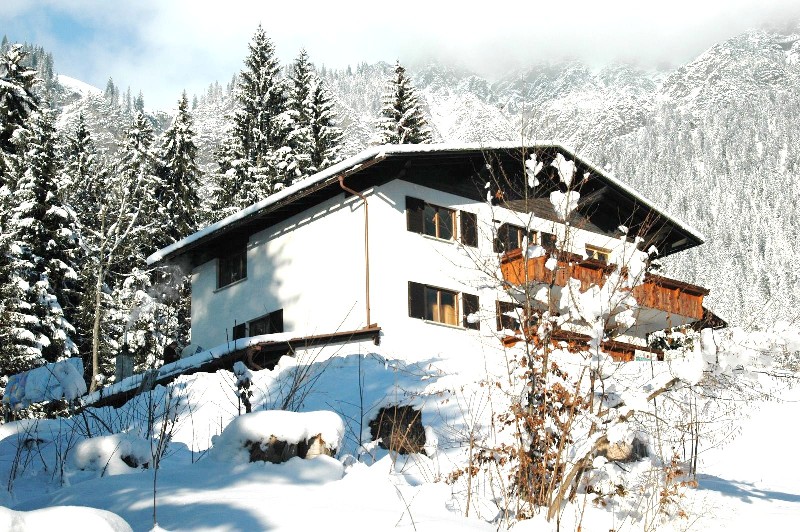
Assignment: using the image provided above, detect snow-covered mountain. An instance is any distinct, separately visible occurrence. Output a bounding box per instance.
[47,24,800,326]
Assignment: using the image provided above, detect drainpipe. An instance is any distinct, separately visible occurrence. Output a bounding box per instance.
[339,175,372,328]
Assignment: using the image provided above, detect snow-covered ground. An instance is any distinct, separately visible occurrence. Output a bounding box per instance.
[0,335,798,531]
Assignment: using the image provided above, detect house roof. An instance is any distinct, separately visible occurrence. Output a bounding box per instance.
[147,142,706,268]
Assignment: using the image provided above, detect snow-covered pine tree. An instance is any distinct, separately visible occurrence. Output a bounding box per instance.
[306,76,343,172]
[0,228,38,394]
[213,25,296,216]
[287,49,343,178]
[153,92,201,348]
[62,114,103,223]
[7,110,78,364]
[155,92,201,248]
[114,111,163,271]
[287,49,315,178]
[377,61,432,145]
[0,44,38,189]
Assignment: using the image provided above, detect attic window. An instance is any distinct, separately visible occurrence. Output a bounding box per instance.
[218,246,247,288]
[408,281,480,329]
[406,196,478,247]
[585,245,610,263]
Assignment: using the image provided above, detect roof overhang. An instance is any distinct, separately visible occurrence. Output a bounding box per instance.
[147,143,705,269]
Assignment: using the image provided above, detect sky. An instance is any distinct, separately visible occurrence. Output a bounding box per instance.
[2,0,800,109]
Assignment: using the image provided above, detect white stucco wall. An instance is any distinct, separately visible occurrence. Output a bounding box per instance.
[190,178,645,357]
[191,192,368,349]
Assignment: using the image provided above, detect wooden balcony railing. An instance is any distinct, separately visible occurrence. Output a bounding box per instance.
[499,248,708,321]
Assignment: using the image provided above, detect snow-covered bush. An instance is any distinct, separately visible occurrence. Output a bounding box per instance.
[211,410,344,464]
[70,433,151,476]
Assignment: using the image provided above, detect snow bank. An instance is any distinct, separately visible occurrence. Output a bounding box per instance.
[211,410,345,464]
[0,505,132,532]
[3,358,86,409]
[70,434,151,476]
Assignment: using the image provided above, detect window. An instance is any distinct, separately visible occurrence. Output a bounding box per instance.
[232,309,284,341]
[541,232,557,251]
[496,301,522,331]
[406,196,478,247]
[408,281,480,329]
[496,301,539,332]
[494,223,536,253]
[249,309,284,336]
[218,247,247,288]
[425,285,458,325]
[585,245,610,263]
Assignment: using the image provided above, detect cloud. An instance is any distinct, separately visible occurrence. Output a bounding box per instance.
[2,0,800,108]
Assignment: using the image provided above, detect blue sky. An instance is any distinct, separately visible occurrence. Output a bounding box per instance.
[2,0,799,109]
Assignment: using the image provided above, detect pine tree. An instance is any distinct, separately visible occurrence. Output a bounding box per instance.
[306,76,343,171]
[0,228,38,391]
[155,92,201,247]
[287,49,315,177]
[115,111,162,270]
[213,25,296,215]
[287,49,342,177]
[377,61,432,144]
[0,44,39,188]
[7,111,78,364]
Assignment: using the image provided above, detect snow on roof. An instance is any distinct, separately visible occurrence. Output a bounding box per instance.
[147,142,704,265]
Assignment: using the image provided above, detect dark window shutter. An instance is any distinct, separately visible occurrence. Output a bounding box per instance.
[494,224,509,253]
[460,211,478,247]
[232,323,247,340]
[462,293,480,330]
[408,281,425,319]
[542,231,557,250]
[406,197,425,234]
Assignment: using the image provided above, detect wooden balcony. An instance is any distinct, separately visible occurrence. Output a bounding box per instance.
[501,328,664,362]
[499,248,708,321]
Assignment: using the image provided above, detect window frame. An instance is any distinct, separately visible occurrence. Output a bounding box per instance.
[408,281,480,330]
[217,246,247,289]
[585,244,611,263]
[424,285,459,325]
[406,196,477,246]
[496,300,522,331]
[494,223,537,253]
[232,309,284,341]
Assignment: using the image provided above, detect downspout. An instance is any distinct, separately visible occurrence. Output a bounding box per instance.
[339,175,372,328]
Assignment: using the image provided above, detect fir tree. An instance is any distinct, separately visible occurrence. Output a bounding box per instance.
[115,111,162,268]
[306,76,343,172]
[0,228,38,392]
[377,61,432,144]
[287,50,342,177]
[7,111,78,364]
[214,25,296,215]
[155,92,201,247]
[0,44,39,187]
[287,49,315,176]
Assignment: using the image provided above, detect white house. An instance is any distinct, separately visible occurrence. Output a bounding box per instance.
[147,143,714,365]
